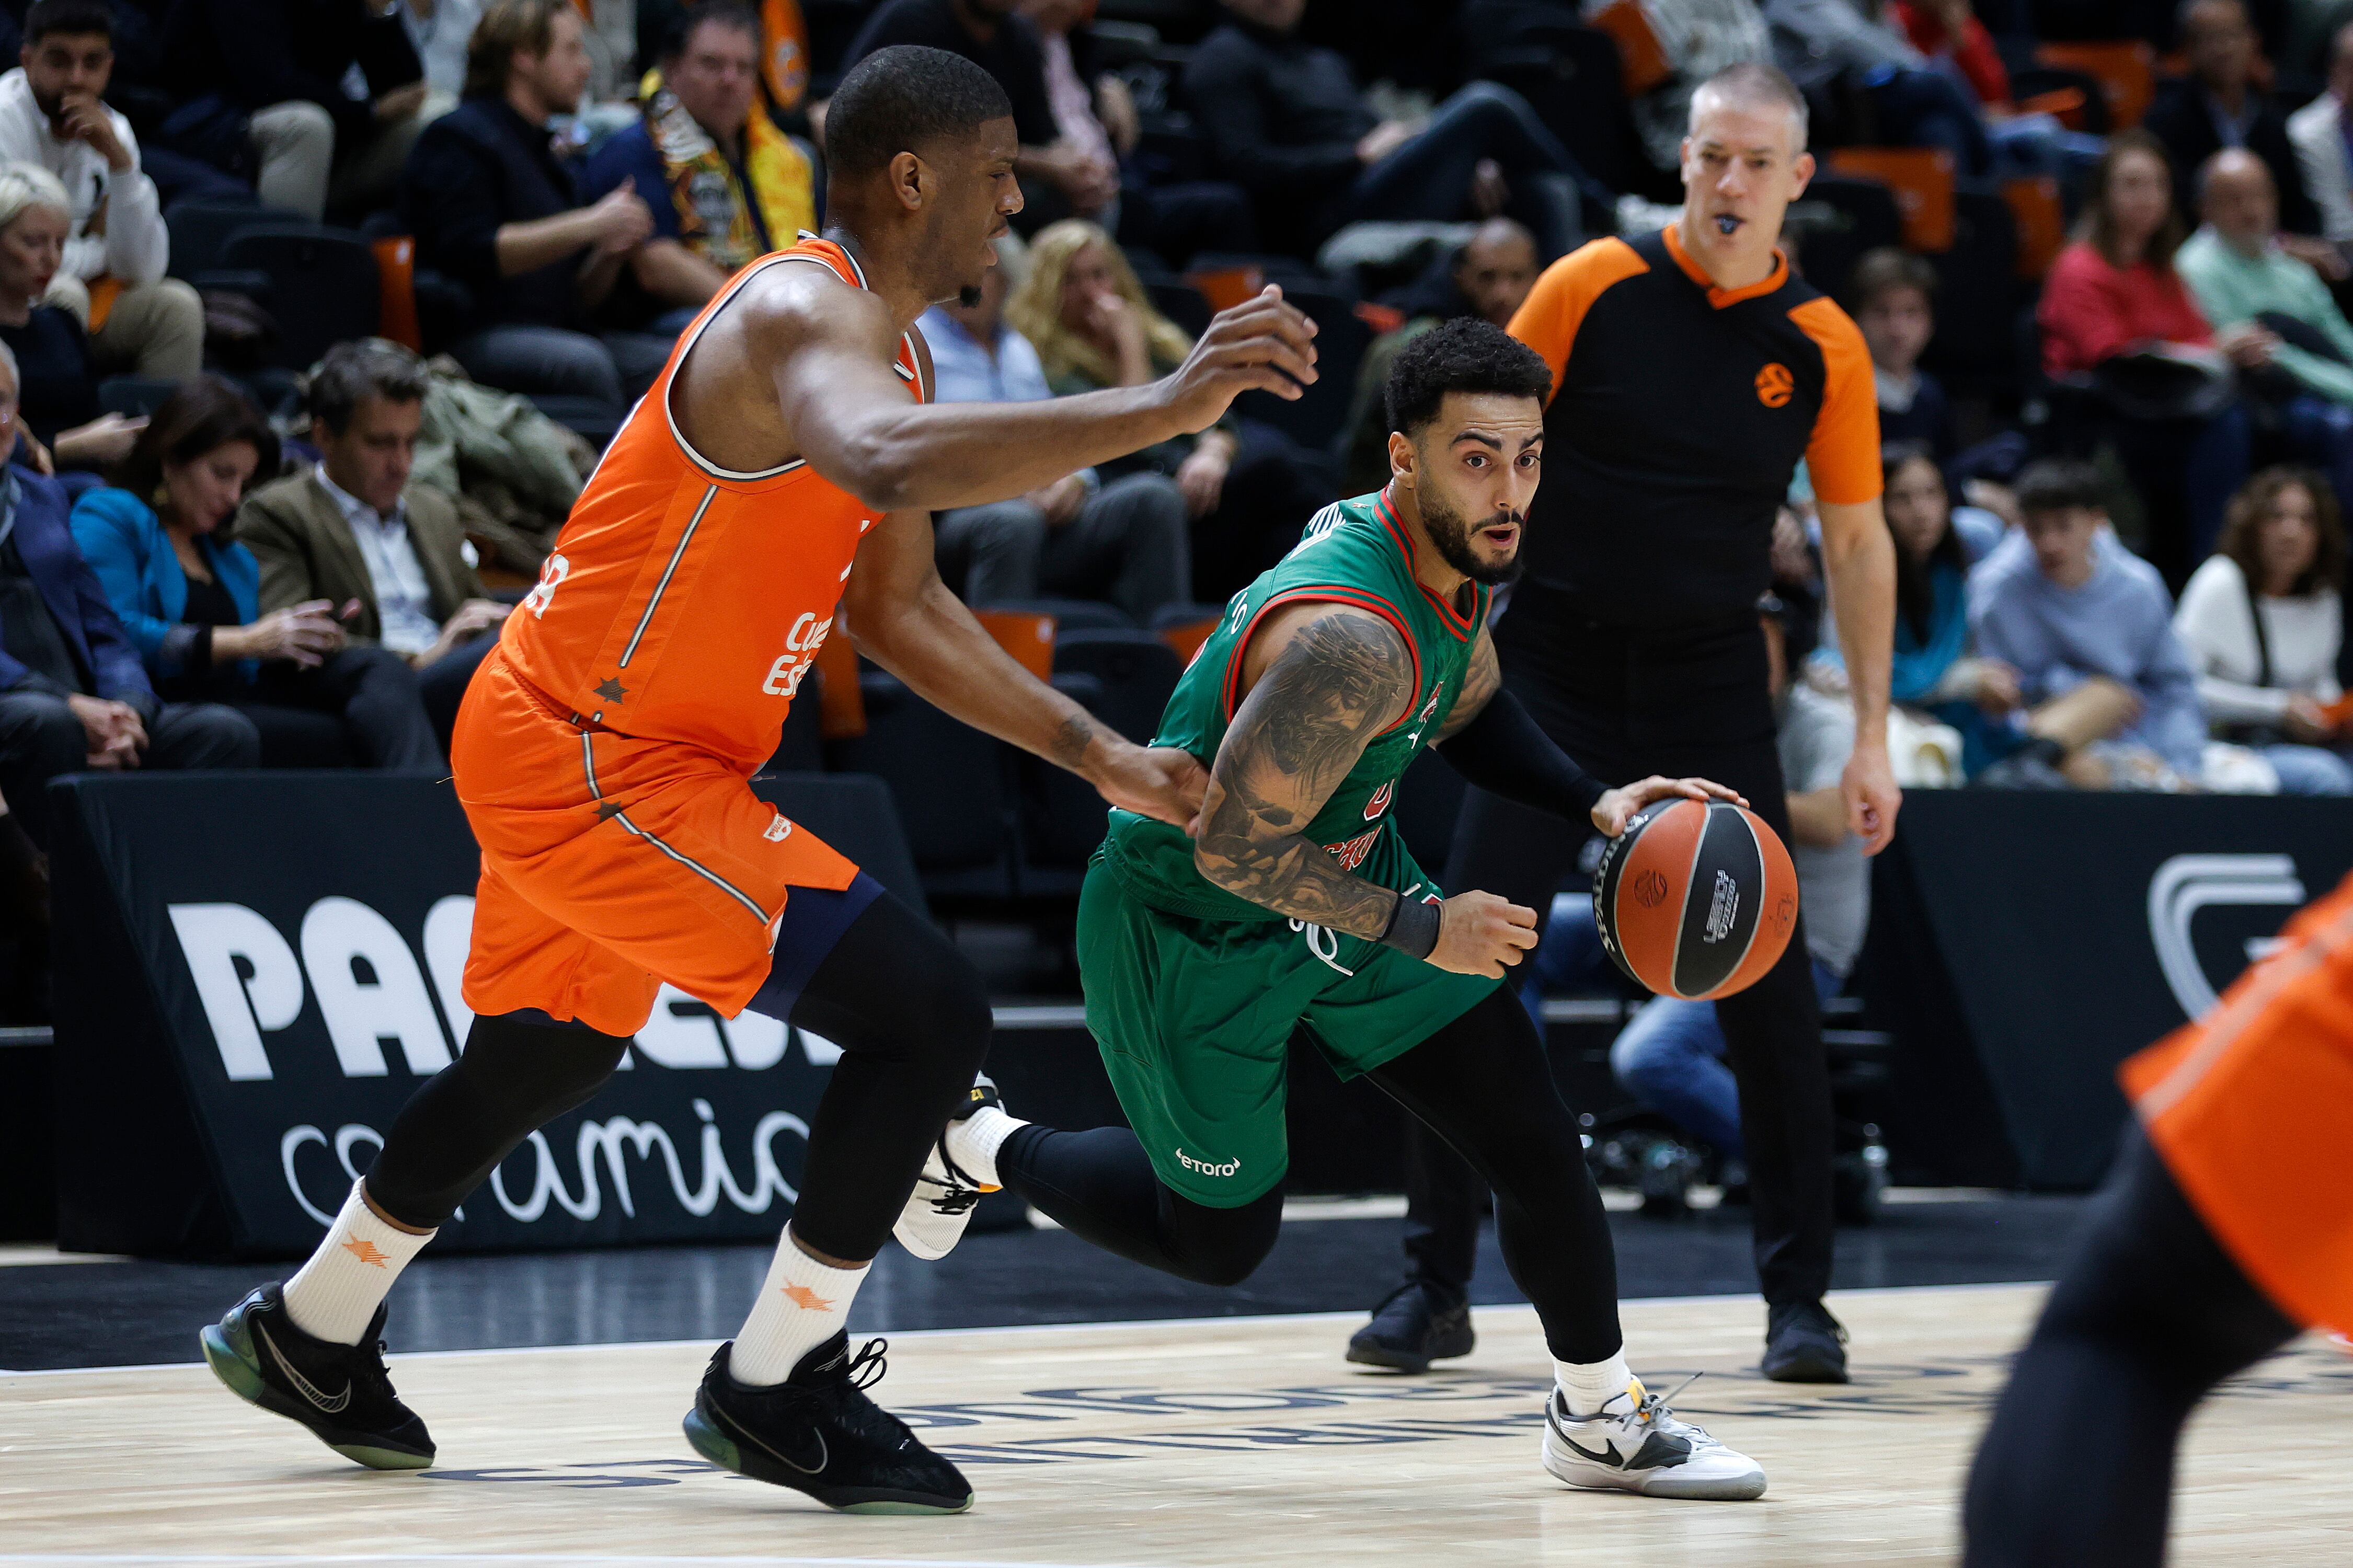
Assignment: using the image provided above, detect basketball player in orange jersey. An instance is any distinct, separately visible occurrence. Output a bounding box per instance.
[1965,869,2353,1566]
[197,43,1318,1515]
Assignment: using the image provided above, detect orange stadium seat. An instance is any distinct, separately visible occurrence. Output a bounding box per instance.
[372,235,422,351]
[2002,176,2067,278]
[974,609,1058,682]
[2036,41,2155,128]
[1589,0,1671,96]
[1828,148,1956,252]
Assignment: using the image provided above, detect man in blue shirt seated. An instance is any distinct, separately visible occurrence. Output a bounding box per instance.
[0,343,254,851]
[1967,459,2212,790]
[917,246,1191,621]
[579,3,820,335]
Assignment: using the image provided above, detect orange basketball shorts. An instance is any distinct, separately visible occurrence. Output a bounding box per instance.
[2120,869,2353,1340]
[450,646,863,1037]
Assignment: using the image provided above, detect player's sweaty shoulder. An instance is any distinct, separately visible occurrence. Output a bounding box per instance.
[1233,599,1414,725]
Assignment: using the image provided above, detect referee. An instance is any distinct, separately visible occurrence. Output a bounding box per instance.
[1349,62,1899,1383]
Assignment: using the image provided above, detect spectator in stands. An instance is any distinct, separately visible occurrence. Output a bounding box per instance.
[69,375,442,767]
[2039,130,2254,584]
[1011,0,1256,265]
[919,240,1189,622]
[1764,0,1991,174]
[1342,216,1536,493]
[1887,0,2102,185]
[2287,20,2353,248]
[2180,149,2353,509]
[1879,440,2022,774]
[1969,458,2212,789]
[2145,0,2332,262]
[162,0,432,221]
[0,340,255,849]
[0,164,142,472]
[0,0,203,379]
[1006,218,1334,599]
[236,340,507,748]
[402,0,668,415]
[2173,465,2351,790]
[581,3,815,336]
[1847,248,1955,458]
[1181,0,1592,261]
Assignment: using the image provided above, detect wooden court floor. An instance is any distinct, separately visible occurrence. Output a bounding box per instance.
[3,1283,2348,1567]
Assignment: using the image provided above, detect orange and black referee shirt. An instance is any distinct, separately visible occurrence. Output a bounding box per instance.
[1507,224,1880,628]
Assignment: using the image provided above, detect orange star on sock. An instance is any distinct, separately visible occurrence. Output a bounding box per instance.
[341,1238,392,1268]
[780,1284,835,1311]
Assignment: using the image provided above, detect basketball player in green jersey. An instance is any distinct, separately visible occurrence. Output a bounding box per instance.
[896,320,1768,1499]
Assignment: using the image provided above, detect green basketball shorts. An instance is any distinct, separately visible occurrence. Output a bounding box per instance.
[1074,858,1498,1208]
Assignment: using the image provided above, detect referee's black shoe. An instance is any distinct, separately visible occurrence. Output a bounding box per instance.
[1761,1299,1850,1383]
[1347,1281,1475,1373]
[685,1333,973,1513]
[199,1283,434,1469]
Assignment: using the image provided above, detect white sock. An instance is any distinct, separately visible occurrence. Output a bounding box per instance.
[942,1105,1025,1189]
[1555,1352,1638,1419]
[281,1181,435,1345]
[728,1226,868,1386]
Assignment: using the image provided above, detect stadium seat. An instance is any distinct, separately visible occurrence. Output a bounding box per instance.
[977,597,1137,631]
[371,235,423,351]
[1012,672,1117,894]
[2035,40,2155,128]
[2002,176,2067,278]
[1783,172,1903,304]
[1144,278,1213,339]
[1586,0,1671,95]
[216,226,381,371]
[827,671,1014,901]
[165,198,300,281]
[1232,285,1370,453]
[1923,182,2022,397]
[974,607,1057,679]
[96,377,181,418]
[1474,22,1639,199]
[1052,627,1182,745]
[1828,148,1956,252]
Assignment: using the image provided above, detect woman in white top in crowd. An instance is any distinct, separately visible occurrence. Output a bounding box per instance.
[2173,466,2351,794]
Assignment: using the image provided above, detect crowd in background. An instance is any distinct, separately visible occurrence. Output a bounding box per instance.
[0,0,2346,974]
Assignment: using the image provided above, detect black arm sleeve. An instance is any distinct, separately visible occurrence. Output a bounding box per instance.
[1435,687,1606,822]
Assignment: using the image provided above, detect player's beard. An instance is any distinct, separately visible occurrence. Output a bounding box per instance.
[958,285,984,307]
[1420,488,1525,586]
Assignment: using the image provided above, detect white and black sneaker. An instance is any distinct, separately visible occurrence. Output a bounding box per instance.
[1541,1376,1765,1501]
[199,1283,434,1469]
[684,1332,972,1514]
[891,1075,1004,1261]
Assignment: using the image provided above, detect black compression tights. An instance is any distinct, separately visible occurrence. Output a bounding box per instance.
[1962,1131,2300,1568]
[365,891,991,1262]
[998,985,1625,1363]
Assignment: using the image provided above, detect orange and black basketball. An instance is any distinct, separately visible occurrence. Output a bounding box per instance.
[1592,799,1799,1000]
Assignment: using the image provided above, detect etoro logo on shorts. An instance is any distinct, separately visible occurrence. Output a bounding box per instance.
[1176,1147,1242,1178]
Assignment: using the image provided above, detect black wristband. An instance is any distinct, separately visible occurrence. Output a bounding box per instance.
[1378,893,1442,961]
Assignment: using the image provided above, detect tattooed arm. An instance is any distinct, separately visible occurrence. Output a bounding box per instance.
[1192,605,1414,937]
[1193,604,1543,977]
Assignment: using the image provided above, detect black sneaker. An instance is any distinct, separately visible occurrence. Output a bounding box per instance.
[1346,1282,1475,1373]
[1761,1299,1850,1383]
[199,1283,434,1469]
[684,1332,972,1514]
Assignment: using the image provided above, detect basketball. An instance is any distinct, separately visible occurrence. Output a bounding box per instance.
[1592,798,1800,1001]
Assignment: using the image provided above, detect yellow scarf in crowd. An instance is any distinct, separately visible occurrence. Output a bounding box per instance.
[637,73,816,271]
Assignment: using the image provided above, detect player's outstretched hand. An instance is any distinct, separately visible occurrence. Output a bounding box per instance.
[1087,741,1209,831]
[1590,775,1746,837]
[1160,286,1319,433]
[1428,890,1539,978]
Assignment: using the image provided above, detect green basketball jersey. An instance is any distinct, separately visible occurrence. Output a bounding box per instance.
[1099,487,1490,922]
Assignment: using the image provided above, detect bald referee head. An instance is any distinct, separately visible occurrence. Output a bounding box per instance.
[1679,62,1816,291]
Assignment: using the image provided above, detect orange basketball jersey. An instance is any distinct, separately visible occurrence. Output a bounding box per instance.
[497,235,924,774]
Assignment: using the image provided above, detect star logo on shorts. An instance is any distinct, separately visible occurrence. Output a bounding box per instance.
[781,1285,836,1311]
[341,1238,391,1268]
[594,677,627,704]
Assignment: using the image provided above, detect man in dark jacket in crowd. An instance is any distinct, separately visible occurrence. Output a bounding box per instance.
[2144,0,2329,261]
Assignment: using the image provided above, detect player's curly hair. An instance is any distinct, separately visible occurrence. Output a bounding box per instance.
[1383,318,1552,440]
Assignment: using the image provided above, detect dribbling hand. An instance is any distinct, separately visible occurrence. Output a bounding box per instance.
[1159,286,1318,434]
[1590,775,1745,837]
[1426,890,1539,978]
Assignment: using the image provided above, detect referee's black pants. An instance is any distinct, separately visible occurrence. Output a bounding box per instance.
[1424,591,1837,1309]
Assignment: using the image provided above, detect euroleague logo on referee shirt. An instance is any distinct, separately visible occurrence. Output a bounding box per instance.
[1754,363,1795,408]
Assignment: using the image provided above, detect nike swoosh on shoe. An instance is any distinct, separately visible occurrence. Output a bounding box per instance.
[717,1402,829,1476]
[254,1320,352,1415]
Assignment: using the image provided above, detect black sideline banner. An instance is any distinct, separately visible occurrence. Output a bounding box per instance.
[51,772,921,1259]
[1870,792,2353,1190]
